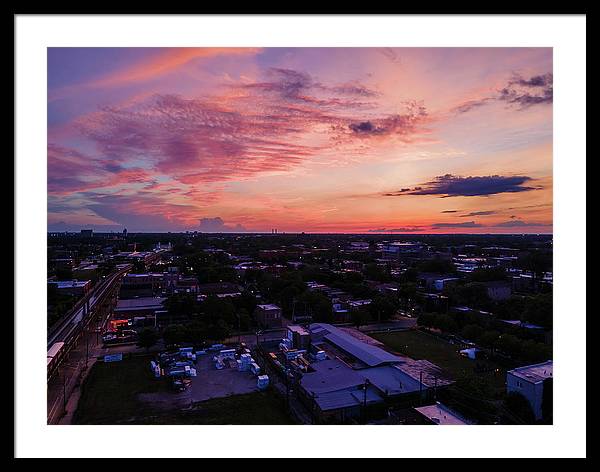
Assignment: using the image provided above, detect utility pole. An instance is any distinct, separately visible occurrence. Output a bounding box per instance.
[362,379,370,424]
[285,355,290,410]
[62,370,67,412]
[255,330,262,347]
[85,327,89,369]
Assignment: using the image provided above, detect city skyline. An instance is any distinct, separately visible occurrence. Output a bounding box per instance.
[48,47,553,234]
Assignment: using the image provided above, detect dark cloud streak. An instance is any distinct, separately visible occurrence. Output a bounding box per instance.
[385,174,540,198]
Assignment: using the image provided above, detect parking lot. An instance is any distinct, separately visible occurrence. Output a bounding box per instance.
[190,353,259,402]
[138,350,260,409]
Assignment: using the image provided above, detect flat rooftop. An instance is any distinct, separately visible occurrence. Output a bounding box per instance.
[124,273,164,278]
[415,403,472,425]
[288,325,310,335]
[115,297,166,311]
[311,323,404,367]
[508,360,553,384]
[48,280,91,289]
[257,304,281,310]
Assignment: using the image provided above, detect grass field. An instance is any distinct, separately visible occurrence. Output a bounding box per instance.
[73,355,294,425]
[371,330,510,397]
[138,392,295,425]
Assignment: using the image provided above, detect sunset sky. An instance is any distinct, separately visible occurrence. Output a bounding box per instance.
[47,47,553,234]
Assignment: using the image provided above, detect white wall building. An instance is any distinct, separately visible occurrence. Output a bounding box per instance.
[506,360,553,421]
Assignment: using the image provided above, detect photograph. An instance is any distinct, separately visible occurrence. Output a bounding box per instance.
[14,14,586,459]
[46,46,554,426]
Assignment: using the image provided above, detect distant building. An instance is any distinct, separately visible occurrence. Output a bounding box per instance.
[73,262,98,279]
[51,257,76,270]
[111,251,160,268]
[121,273,165,297]
[341,260,363,272]
[197,282,242,298]
[381,242,425,260]
[255,303,282,328]
[506,360,553,421]
[155,241,172,251]
[80,229,93,237]
[484,281,512,301]
[348,241,370,251]
[512,272,553,293]
[48,280,92,297]
[433,277,460,292]
[114,297,166,318]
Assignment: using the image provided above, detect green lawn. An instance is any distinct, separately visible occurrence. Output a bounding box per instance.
[73,355,294,425]
[73,355,165,424]
[138,392,295,425]
[371,330,510,398]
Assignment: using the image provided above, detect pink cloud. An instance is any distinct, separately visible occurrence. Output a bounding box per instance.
[72,70,433,187]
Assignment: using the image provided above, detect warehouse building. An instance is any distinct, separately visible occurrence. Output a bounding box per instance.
[297,323,453,423]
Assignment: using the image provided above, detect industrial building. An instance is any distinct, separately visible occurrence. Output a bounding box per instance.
[255,304,283,328]
[114,296,166,318]
[506,360,553,421]
[280,323,454,423]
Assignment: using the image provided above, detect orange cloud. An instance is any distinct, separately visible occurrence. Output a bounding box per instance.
[88,47,262,88]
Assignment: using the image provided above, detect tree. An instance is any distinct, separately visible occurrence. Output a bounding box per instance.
[298,291,333,323]
[351,308,371,329]
[162,324,188,346]
[363,263,391,282]
[163,293,198,319]
[524,293,553,329]
[446,282,491,310]
[205,319,230,342]
[55,267,73,280]
[433,313,458,333]
[137,328,159,352]
[517,251,552,279]
[497,334,522,357]
[399,267,418,283]
[398,282,417,308]
[504,392,536,423]
[369,294,398,322]
[461,324,484,342]
[418,258,456,274]
[417,312,436,328]
[469,267,507,282]
[479,330,500,350]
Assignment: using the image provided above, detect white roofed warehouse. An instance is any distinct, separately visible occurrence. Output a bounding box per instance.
[294,324,454,424]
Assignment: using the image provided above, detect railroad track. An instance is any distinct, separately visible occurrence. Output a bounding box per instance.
[47,264,131,350]
[47,264,132,384]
